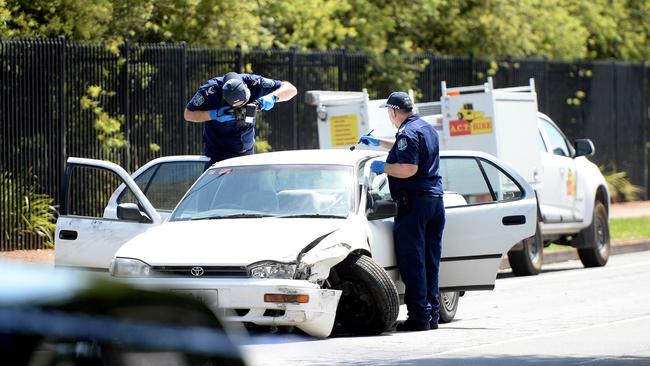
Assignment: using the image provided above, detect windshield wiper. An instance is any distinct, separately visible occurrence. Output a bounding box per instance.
[277,214,347,219]
[191,213,274,220]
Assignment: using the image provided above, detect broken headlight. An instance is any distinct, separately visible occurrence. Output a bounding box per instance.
[247,261,296,279]
[110,257,152,278]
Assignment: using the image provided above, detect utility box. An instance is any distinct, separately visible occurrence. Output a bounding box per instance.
[304,89,414,149]
[439,78,541,186]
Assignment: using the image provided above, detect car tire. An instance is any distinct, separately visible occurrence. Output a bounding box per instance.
[508,219,543,276]
[438,291,459,323]
[576,202,610,267]
[329,254,399,336]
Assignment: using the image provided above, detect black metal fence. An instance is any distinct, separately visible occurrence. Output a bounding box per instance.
[1,38,648,250]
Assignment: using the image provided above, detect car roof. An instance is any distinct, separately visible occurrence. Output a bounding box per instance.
[211,149,386,168]
[210,149,503,168]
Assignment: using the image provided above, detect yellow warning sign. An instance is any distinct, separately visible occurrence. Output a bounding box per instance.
[330,114,359,146]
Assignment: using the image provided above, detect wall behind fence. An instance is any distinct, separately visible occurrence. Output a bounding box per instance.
[1,39,648,250]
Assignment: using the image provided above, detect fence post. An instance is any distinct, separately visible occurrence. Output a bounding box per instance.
[337,49,345,90]
[180,42,188,154]
[121,39,131,170]
[642,63,650,200]
[58,36,66,190]
[235,45,243,72]
[289,47,298,149]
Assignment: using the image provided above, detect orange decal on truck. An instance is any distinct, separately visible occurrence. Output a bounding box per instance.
[449,102,493,136]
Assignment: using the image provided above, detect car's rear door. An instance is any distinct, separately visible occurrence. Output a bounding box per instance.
[55,156,209,271]
[438,152,537,291]
[365,152,536,291]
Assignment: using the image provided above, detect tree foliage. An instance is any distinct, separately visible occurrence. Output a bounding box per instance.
[2,0,648,61]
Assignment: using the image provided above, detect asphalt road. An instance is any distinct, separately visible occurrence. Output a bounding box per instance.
[241,250,650,366]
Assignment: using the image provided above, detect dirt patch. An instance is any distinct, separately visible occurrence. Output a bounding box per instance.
[610,200,650,219]
[0,249,54,264]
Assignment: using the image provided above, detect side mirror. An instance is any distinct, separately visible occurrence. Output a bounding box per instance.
[367,200,397,220]
[574,139,595,157]
[117,203,152,223]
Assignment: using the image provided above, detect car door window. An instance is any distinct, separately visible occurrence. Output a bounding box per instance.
[440,157,523,206]
[479,159,524,201]
[67,166,144,218]
[538,130,547,152]
[539,118,570,157]
[118,161,206,211]
[440,158,492,205]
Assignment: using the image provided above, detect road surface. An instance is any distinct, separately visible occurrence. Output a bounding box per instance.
[241,250,650,365]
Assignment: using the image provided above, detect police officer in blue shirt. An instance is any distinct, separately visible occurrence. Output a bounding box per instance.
[184,72,297,164]
[359,91,445,332]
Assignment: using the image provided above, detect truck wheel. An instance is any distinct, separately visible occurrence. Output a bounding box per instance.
[330,254,399,335]
[508,220,543,276]
[438,291,459,323]
[576,202,610,267]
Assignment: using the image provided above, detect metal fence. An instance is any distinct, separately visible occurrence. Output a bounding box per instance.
[1,38,648,250]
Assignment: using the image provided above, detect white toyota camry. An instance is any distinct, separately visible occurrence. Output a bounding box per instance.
[56,149,536,338]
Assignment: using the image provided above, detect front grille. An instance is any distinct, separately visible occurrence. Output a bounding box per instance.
[150,265,248,278]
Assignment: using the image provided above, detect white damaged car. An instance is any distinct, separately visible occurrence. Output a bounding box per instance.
[56,149,537,338]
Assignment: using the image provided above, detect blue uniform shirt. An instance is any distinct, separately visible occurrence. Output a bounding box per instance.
[386,114,444,196]
[186,74,281,162]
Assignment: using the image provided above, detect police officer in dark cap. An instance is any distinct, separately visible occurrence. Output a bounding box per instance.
[359,91,445,331]
[184,72,297,164]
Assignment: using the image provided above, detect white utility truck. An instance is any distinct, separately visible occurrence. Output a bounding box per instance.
[305,78,611,276]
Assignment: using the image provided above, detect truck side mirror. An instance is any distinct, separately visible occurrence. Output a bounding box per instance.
[117,203,152,223]
[367,200,397,220]
[574,139,595,157]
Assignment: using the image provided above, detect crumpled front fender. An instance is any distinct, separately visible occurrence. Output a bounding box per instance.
[297,222,367,283]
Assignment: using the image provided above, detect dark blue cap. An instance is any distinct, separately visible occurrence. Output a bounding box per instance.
[222,72,249,106]
[379,91,413,111]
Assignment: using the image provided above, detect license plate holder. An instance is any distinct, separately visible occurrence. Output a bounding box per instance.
[171,289,218,308]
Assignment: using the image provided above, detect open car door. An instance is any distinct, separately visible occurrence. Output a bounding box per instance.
[55,156,209,271]
[366,151,536,292]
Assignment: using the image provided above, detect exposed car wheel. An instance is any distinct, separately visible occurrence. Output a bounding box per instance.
[329,254,399,336]
[508,219,543,276]
[438,291,459,323]
[576,202,610,267]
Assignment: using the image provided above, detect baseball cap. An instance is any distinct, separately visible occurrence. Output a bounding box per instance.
[222,72,249,106]
[379,91,413,111]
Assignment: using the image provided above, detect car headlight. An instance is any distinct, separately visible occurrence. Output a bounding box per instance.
[247,261,296,279]
[110,257,152,277]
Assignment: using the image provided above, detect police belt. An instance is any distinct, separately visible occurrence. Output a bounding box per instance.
[401,191,443,198]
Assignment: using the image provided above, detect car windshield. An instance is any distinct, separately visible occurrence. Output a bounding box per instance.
[170,164,354,221]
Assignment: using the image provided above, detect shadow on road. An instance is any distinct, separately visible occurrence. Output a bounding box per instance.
[497,265,583,279]
[355,355,650,366]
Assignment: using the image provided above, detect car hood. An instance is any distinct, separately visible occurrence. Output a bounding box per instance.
[116,218,350,266]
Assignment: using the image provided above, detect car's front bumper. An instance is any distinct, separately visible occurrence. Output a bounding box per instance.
[118,277,342,338]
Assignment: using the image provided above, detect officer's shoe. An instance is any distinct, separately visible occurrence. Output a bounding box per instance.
[429,321,439,330]
[396,319,430,332]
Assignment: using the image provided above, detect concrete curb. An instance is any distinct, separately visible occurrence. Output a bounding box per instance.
[500,239,650,270]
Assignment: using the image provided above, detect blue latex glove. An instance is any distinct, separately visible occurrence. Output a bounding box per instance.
[210,106,235,123]
[370,160,385,175]
[257,94,278,111]
[358,133,380,146]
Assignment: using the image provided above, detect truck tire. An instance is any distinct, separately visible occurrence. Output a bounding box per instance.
[329,254,399,335]
[438,291,459,323]
[576,202,610,267]
[508,220,543,276]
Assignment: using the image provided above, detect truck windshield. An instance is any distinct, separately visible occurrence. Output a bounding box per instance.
[170,165,354,221]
